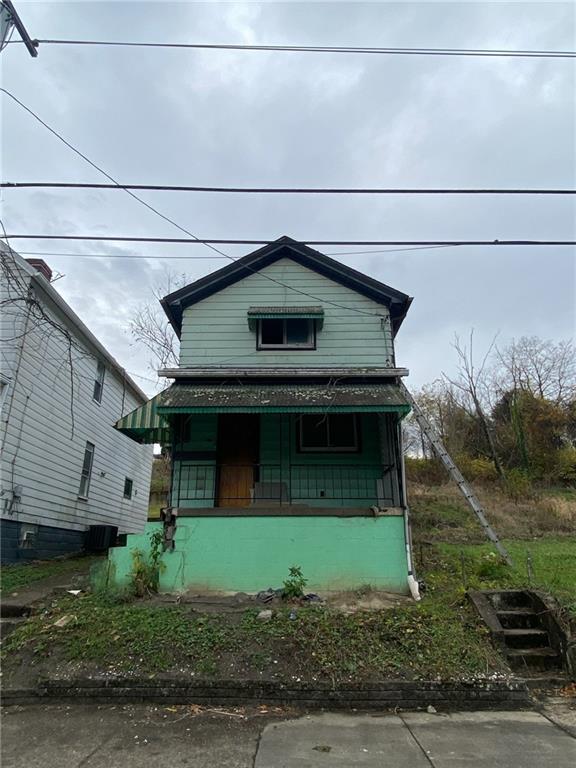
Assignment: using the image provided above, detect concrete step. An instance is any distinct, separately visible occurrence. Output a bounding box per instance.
[503,628,550,649]
[486,589,533,612]
[506,647,562,671]
[0,617,27,640]
[496,609,539,630]
[0,603,32,619]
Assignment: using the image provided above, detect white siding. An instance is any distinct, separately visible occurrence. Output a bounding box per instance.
[179,258,396,367]
[0,252,153,534]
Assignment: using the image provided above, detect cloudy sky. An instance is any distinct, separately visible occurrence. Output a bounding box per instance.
[2,1,575,396]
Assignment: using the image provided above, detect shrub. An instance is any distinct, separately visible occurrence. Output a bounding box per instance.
[502,468,533,503]
[404,457,447,486]
[282,565,308,600]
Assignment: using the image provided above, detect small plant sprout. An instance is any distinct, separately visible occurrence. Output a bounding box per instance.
[282,565,308,600]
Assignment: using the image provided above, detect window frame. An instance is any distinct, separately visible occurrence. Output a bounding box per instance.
[93,361,105,404]
[123,477,133,500]
[297,414,360,453]
[257,318,316,350]
[78,441,95,499]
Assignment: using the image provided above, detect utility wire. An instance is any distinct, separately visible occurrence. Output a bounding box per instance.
[15,244,460,260]
[4,182,575,195]
[5,235,576,246]
[0,88,396,318]
[8,38,576,58]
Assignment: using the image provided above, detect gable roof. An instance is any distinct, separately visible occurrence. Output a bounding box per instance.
[161,236,413,338]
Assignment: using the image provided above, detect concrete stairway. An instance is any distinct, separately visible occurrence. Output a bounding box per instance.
[469,589,565,672]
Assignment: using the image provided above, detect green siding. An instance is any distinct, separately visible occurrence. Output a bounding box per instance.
[179,258,395,368]
[107,516,409,593]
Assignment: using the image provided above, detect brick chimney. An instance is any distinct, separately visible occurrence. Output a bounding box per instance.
[25,259,52,282]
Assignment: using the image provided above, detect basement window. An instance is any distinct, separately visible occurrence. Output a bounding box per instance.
[298,414,359,452]
[258,319,315,349]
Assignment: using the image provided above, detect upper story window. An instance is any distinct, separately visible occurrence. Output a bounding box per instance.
[123,477,133,499]
[258,318,315,350]
[93,361,105,403]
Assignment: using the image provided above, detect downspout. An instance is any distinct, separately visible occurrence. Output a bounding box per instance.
[398,418,420,601]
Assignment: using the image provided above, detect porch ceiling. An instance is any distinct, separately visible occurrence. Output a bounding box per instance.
[156,382,411,414]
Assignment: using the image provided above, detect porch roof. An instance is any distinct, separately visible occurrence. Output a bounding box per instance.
[114,392,171,444]
[156,382,411,415]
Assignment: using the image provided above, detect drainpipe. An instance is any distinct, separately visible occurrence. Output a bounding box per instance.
[398,420,420,601]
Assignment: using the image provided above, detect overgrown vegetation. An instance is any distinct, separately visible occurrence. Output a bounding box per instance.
[0,556,99,595]
[130,530,165,597]
[405,334,576,494]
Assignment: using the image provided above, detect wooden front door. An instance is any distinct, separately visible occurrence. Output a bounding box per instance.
[216,414,260,507]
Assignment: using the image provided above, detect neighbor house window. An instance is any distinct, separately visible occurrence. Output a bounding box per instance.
[93,361,105,403]
[299,414,359,452]
[123,477,133,499]
[258,319,315,349]
[78,442,95,498]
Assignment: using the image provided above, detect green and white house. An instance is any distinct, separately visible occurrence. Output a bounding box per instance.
[112,237,418,595]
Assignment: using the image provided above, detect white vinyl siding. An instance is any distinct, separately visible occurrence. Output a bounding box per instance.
[0,251,154,535]
[179,258,396,368]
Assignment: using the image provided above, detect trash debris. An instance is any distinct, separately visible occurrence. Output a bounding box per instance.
[289,609,297,620]
[313,745,332,753]
[427,705,437,714]
[256,588,283,603]
[66,590,82,596]
[256,609,273,621]
[53,614,75,628]
[303,593,324,603]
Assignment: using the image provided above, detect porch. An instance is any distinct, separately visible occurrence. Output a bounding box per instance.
[170,412,406,512]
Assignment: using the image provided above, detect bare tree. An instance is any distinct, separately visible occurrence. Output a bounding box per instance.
[495,336,576,406]
[443,330,505,479]
[130,269,189,380]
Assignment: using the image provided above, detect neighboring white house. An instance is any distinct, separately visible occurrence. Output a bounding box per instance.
[0,245,154,563]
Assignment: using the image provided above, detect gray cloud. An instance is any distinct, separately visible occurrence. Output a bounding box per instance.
[2,1,575,395]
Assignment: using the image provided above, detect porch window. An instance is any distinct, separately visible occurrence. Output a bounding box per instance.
[93,361,105,403]
[78,442,95,498]
[258,318,315,349]
[123,477,133,499]
[299,414,359,452]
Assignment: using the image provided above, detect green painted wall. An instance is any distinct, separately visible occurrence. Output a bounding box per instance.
[179,258,395,368]
[107,516,409,593]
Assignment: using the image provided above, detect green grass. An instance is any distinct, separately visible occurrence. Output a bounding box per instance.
[0,556,98,594]
[433,538,576,618]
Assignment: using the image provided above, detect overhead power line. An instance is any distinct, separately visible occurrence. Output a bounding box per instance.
[5,235,576,247]
[8,38,576,59]
[4,182,576,195]
[11,245,463,260]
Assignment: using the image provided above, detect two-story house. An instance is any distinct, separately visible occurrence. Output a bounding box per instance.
[0,246,154,562]
[112,236,417,594]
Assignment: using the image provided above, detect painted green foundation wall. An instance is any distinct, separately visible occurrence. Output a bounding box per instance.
[107,516,409,594]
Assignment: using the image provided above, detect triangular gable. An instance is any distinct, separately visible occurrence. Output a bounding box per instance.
[161,236,412,338]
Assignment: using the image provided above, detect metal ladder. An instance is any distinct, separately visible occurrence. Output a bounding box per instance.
[400,382,512,566]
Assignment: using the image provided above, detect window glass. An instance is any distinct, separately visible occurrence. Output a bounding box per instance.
[260,319,284,345]
[78,442,95,497]
[123,477,133,499]
[93,361,105,403]
[300,416,329,449]
[286,319,311,344]
[300,415,358,452]
[329,415,357,448]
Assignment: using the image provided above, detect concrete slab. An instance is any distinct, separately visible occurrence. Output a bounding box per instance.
[402,710,576,768]
[0,704,263,768]
[255,712,430,767]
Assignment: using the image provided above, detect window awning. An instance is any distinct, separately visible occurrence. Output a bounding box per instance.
[114,392,171,444]
[156,382,410,415]
[247,306,324,330]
